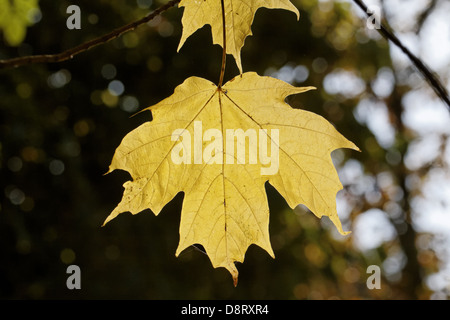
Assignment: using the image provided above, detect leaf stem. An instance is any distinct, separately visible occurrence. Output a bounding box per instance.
[218,0,227,88]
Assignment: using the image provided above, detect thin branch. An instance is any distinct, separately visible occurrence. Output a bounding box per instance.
[415,0,437,34]
[0,0,181,69]
[352,0,450,109]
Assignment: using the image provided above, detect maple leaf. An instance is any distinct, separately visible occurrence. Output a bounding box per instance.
[177,0,299,73]
[104,72,358,285]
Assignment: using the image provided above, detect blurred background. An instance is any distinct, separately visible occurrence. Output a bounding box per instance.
[1,0,450,299]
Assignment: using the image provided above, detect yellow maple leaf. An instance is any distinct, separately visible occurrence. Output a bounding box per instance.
[104,72,358,285]
[177,0,299,73]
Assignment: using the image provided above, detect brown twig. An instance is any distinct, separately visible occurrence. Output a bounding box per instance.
[0,0,181,69]
[352,0,450,109]
[415,0,437,34]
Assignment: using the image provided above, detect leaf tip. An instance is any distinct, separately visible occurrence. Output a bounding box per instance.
[264,243,275,259]
[101,217,112,227]
[230,266,239,287]
[129,106,152,119]
[233,275,238,287]
[103,167,113,176]
[176,40,184,53]
[344,140,361,153]
[302,86,317,92]
[102,209,120,227]
[225,263,239,287]
[335,222,351,236]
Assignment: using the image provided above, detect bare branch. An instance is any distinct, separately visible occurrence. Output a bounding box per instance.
[0,0,181,70]
[415,0,437,34]
[352,0,450,109]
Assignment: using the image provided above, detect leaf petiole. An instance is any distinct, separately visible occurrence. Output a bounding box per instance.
[218,0,227,88]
